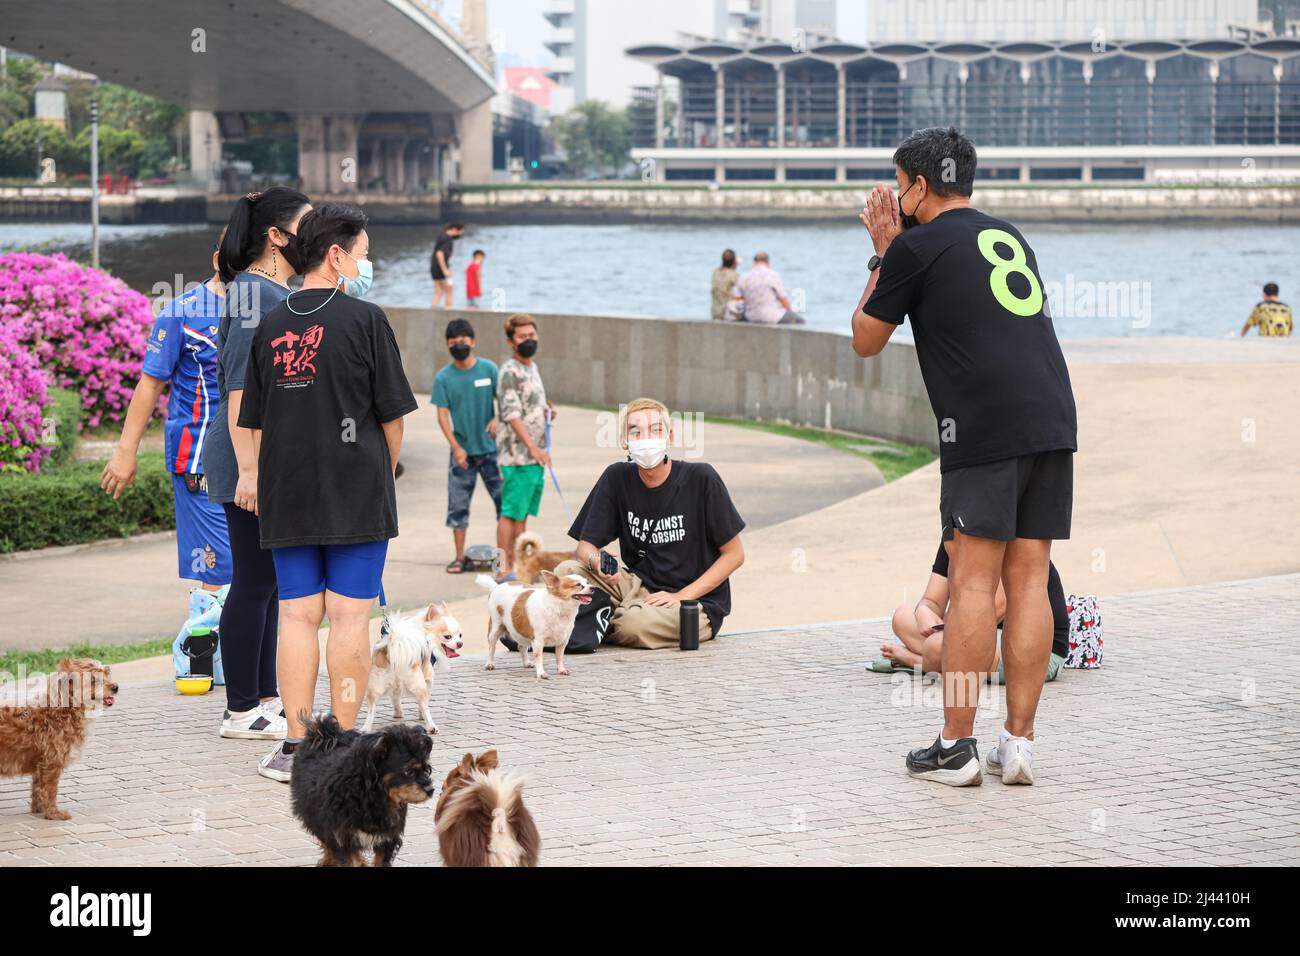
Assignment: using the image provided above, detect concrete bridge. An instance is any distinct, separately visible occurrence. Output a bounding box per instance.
[3,0,498,191]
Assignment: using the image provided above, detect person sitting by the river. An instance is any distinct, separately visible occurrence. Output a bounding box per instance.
[1240,282,1293,337]
[711,248,739,321]
[734,252,805,325]
[555,397,746,649]
[874,541,1068,685]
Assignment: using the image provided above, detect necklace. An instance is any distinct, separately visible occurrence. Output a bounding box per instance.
[286,284,339,316]
[247,246,279,281]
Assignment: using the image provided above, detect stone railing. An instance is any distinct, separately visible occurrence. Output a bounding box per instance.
[383,307,938,450]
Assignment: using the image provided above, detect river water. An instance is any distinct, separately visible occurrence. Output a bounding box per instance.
[2,219,1295,338]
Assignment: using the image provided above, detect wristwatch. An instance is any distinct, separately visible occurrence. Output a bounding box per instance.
[868,254,883,272]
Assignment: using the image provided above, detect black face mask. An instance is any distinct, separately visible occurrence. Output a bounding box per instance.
[449,343,472,361]
[276,230,303,275]
[898,181,920,231]
[516,339,538,359]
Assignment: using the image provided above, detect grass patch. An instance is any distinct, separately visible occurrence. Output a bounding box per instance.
[80,418,163,443]
[0,638,173,678]
[702,415,934,481]
[574,404,934,481]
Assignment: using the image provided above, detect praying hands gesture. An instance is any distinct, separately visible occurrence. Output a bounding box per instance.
[860,183,903,257]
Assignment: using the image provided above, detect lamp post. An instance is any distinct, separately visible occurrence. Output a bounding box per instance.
[90,83,100,269]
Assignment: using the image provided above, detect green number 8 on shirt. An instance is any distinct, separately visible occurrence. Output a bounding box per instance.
[977,228,1044,318]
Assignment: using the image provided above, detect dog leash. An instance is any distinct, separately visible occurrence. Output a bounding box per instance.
[544,407,574,523]
[378,579,392,639]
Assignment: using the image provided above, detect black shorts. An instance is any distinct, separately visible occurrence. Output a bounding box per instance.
[940,450,1073,542]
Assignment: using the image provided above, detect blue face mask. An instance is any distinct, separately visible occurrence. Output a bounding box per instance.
[340,249,373,298]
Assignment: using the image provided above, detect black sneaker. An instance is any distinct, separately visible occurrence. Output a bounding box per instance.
[905,735,983,787]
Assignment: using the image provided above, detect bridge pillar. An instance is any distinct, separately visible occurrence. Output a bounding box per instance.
[457,101,493,185]
[297,114,363,195]
[188,111,222,190]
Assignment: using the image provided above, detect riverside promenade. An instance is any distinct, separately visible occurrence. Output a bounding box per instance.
[1,573,1297,866]
[0,334,1297,866]
[2,334,1296,659]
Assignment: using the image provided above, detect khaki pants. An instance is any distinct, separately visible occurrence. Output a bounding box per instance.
[554,560,713,650]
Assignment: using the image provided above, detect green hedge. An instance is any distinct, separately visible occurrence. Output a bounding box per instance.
[0,452,175,553]
[41,388,83,471]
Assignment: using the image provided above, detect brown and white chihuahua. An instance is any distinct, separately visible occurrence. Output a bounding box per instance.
[478,571,593,679]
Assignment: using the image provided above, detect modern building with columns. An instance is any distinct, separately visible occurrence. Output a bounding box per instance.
[627,35,1300,183]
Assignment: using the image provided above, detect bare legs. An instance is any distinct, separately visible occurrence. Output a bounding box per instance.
[278,591,375,738]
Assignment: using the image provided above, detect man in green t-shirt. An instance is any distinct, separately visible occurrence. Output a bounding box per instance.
[432,318,503,573]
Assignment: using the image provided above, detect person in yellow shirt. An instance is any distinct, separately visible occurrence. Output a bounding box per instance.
[1241,283,1293,337]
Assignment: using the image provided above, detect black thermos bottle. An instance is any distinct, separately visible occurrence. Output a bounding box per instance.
[679,601,700,651]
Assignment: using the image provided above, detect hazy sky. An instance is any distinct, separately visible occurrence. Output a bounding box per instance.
[439,0,869,69]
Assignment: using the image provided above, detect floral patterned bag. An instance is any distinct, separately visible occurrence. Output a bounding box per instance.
[1064,594,1103,669]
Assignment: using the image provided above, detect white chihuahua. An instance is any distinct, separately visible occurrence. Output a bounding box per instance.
[363,603,464,733]
[477,572,593,679]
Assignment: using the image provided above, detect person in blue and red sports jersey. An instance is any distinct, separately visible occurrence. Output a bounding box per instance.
[101,234,232,592]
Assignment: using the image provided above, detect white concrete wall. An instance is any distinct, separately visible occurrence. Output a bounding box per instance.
[384,307,939,450]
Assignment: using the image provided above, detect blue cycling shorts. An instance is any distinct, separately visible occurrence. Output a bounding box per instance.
[271,540,389,601]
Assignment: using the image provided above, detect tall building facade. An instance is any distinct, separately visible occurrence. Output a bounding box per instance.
[865,0,1263,43]
[544,0,837,112]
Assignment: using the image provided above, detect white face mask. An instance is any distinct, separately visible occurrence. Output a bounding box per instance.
[626,437,668,470]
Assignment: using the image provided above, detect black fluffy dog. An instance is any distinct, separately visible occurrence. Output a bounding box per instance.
[290,713,436,866]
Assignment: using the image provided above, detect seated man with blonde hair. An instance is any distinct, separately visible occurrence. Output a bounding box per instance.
[556,398,746,648]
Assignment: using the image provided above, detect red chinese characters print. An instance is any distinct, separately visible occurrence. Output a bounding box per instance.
[271,324,324,381]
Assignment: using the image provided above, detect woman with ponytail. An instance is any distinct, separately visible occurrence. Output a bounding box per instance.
[202,186,311,746]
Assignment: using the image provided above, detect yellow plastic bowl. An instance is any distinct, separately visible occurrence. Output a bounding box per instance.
[175,675,214,696]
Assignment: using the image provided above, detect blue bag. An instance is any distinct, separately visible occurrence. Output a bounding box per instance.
[173,585,228,685]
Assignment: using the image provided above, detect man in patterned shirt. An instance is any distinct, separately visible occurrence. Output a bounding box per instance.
[1241,283,1293,337]
[495,312,555,579]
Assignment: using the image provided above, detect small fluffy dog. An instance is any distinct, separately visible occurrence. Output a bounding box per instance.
[290,713,435,867]
[436,750,539,867]
[0,658,118,821]
[363,603,464,734]
[513,531,574,585]
[478,571,593,678]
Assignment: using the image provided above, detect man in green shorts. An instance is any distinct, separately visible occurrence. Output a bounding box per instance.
[495,312,553,579]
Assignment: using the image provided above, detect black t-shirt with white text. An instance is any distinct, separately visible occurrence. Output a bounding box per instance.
[568,460,746,635]
[238,289,419,548]
[932,544,1069,658]
[865,207,1077,472]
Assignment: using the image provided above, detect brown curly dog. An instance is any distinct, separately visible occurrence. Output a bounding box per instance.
[0,658,118,820]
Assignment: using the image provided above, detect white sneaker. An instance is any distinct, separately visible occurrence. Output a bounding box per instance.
[260,697,285,720]
[220,706,287,741]
[258,743,294,783]
[989,734,1035,785]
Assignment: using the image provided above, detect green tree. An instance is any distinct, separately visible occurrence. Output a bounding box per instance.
[0,59,39,133]
[551,100,631,179]
[0,117,74,178]
[72,124,147,176]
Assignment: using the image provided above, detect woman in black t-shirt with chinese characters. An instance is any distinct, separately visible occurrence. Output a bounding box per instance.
[237,203,418,783]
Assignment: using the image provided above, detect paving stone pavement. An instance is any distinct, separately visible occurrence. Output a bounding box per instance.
[1,575,1297,866]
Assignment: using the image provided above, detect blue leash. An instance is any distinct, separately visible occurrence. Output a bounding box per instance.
[544,409,574,523]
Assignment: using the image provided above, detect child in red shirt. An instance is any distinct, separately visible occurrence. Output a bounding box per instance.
[466,249,485,308]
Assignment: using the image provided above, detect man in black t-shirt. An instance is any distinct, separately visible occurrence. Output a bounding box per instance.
[430,222,465,310]
[555,397,746,648]
[851,126,1078,788]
